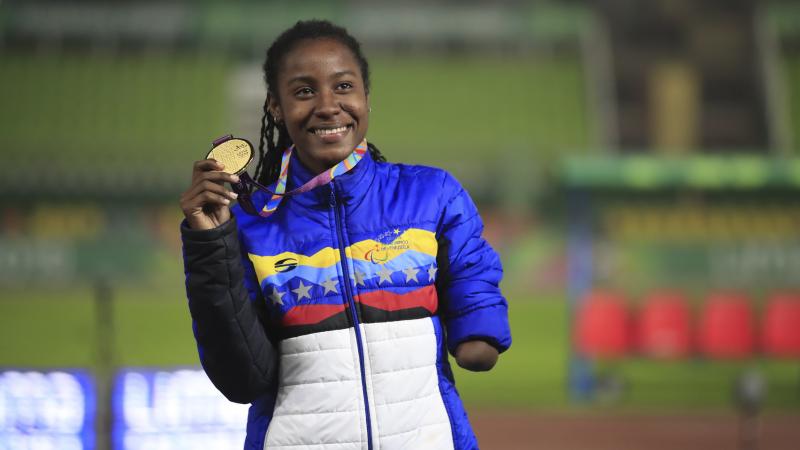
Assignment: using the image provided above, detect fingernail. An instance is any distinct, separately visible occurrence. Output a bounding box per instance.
[223,198,230,204]
[231,175,240,183]
[229,192,238,199]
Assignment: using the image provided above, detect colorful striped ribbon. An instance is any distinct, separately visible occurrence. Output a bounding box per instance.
[260,139,368,217]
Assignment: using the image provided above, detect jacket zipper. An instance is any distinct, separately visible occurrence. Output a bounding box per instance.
[330,183,374,450]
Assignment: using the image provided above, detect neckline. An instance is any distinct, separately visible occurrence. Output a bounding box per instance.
[284,143,376,209]
[260,140,368,216]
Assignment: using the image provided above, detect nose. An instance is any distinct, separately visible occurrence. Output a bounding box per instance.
[314,89,342,118]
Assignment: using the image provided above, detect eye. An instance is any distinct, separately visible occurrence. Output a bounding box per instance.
[336,82,354,91]
[294,87,314,97]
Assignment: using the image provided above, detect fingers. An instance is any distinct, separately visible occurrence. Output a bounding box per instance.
[181,159,241,217]
[193,191,233,209]
[180,187,235,217]
[183,179,239,204]
[196,170,240,186]
[192,159,241,185]
[193,158,224,173]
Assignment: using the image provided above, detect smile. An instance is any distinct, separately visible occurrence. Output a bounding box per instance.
[311,124,352,136]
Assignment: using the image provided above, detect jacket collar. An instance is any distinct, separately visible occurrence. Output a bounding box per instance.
[286,145,377,208]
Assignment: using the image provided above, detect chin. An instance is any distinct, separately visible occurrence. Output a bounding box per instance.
[294,133,364,173]
[319,143,358,161]
[301,147,348,171]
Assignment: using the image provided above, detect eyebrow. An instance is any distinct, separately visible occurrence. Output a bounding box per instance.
[287,70,357,85]
[331,70,357,78]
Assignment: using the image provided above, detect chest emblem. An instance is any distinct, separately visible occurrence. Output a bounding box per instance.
[364,244,389,264]
[274,258,298,273]
[364,228,411,264]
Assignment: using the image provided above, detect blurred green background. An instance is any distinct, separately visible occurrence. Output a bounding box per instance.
[2,0,800,424]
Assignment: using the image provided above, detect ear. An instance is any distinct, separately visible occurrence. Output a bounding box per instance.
[266,92,282,122]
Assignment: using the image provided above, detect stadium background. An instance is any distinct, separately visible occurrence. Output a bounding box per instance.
[1,0,800,448]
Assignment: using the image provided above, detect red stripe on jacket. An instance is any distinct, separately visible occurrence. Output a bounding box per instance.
[281,285,438,326]
[355,285,438,313]
[282,304,346,326]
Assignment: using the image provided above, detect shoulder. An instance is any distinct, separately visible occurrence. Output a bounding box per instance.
[375,160,464,200]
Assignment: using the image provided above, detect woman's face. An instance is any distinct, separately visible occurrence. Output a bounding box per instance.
[269,38,369,175]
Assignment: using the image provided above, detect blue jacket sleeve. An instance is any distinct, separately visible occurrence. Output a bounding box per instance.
[436,172,512,356]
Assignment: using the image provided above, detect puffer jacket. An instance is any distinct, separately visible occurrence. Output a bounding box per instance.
[182,149,511,450]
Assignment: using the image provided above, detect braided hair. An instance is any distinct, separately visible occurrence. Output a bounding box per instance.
[254,20,386,187]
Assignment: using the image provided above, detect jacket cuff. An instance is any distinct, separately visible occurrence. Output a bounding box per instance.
[446,304,512,356]
[180,217,237,242]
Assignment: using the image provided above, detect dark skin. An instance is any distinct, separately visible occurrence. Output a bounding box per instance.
[180,37,498,372]
[267,38,369,175]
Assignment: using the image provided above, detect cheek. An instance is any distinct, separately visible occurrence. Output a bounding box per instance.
[352,101,369,120]
[284,108,309,132]
[284,105,304,122]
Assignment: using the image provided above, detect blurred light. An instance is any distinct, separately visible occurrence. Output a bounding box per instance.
[112,369,248,450]
[0,370,95,450]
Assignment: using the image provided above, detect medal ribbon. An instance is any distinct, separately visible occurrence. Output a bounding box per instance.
[258,139,368,217]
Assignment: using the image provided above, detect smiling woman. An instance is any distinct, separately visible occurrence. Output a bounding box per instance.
[253,20,384,188]
[267,38,369,174]
[179,19,511,450]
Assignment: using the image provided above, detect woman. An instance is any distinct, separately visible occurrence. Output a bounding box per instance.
[180,20,511,450]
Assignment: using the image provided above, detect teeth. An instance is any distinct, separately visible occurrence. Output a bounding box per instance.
[314,126,348,136]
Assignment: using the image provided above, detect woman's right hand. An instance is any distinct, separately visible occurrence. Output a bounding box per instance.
[180,159,240,230]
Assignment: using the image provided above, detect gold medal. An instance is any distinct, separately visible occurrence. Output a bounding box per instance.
[206,137,254,175]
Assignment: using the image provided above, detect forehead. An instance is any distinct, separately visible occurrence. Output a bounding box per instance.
[278,38,361,83]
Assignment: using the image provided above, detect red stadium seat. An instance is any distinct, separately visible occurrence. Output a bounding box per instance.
[698,292,756,359]
[574,290,631,359]
[636,290,692,359]
[762,292,800,358]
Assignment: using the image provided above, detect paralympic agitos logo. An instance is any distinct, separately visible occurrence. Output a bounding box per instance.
[274,258,298,273]
[364,244,389,264]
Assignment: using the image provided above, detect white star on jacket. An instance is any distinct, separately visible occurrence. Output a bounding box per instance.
[292,280,312,301]
[427,265,437,281]
[269,286,285,305]
[354,270,367,286]
[321,278,339,294]
[402,266,419,282]
[376,265,394,284]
